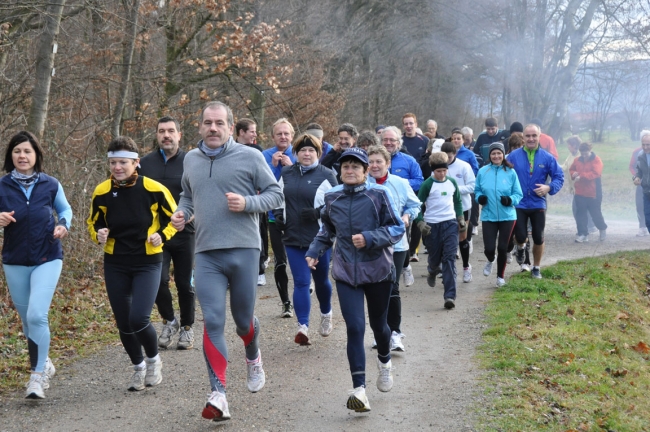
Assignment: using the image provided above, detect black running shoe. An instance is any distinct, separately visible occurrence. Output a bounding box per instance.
[515,246,525,265]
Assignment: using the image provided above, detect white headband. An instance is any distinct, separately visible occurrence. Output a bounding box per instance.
[107,151,139,159]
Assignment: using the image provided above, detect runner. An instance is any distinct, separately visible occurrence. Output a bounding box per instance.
[171,101,283,421]
[305,147,404,413]
[88,136,177,392]
[0,131,72,399]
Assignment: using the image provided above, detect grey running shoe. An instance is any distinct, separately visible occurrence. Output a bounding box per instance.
[390,331,405,352]
[403,265,415,287]
[496,277,506,287]
[158,319,180,349]
[280,302,294,318]
[246,352,266,393]
[177,326,194,350]
[515,246,525,265]
[531,267,542,279]
[25,374,45,399]
[599,229,606,241]
[463,265,472,283]
[444,298,455,309]
[145,356,163,387]
[203,391,231,421]
[483,261,494,276]
[257,274,267,286]
[319,313,333,336]
[376,359,394,392]
[575,235,588,243]
[347,386,371,412]
[128,368,146,391]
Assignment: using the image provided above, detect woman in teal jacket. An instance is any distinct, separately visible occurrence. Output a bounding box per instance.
[474,143,522,287]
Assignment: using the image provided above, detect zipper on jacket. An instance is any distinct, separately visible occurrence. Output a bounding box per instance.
[494,167,499,220]
[349,193,357,286]
[209,158,215,177]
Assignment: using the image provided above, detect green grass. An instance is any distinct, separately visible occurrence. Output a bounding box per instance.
[476,250,650,430]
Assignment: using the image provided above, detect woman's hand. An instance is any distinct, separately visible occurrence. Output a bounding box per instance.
[305,257,319,270]
[352,233,366,249]
[401,214,410,228]
[0,211,16,227]
[97,228,109,245]
[53,225,68,239]
[634,177,642,186]
[148,233,162,247]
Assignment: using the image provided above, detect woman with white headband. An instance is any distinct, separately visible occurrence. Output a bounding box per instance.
[87,136,177,391]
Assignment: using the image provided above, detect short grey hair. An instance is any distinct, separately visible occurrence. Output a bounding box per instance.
[381,126,403,149]
[427,120,438,128]
[200,101,233,126]
[461,126,473,136]
[641,130,650,141]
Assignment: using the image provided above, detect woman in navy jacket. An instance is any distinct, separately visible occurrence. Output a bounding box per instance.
[0,131,72,399]
[306,147,404,414]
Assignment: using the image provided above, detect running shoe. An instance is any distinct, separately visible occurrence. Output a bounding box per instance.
[280,302,293,318]
[403,265,415,287]
[319,312,333,337]
[257,274,267,286]
[128,368,146,391]
[426,271,437,288]
[376,359,394,392]
[246,352,266,393]
[177,326,194,350]
[145,356,163,387]
[472,226,478,236]
[295,324,311,346]
[203,390,231,421]
[496,277,506,287]
[506,252,513,264]
[463,265,473,283]
[410,254,419,263]
[521,264,531,272]
[483,261,494,276]
[444,298,455,310]
[599,230,607,241]
[25,374,45,399]
[158,318,180,349]
[575,235,588,243]
[531,267,542,279]
[390,331,405,352]
[589,226,599,234]
[347,386,371,412]
[515,246,525,265]
[264,257,270,269]
[371,339,377,350]
[42,357,55,390]
[637,227,649,237]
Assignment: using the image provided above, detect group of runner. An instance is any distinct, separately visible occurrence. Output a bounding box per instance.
[5,100,637,419]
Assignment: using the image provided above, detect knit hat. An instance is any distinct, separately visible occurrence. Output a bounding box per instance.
[293,134,323,157]
[375,125,386,134]
[488,142,505,156]
[509,122,523,133]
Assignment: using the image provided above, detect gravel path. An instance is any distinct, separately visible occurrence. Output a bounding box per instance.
[0,214,645,432]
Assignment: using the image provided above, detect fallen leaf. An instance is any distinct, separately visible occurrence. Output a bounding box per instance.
[615,312,629,320]
[567,308,575,316]
[632,341,650,353]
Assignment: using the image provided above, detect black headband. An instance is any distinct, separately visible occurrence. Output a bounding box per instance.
[430,162,448,171]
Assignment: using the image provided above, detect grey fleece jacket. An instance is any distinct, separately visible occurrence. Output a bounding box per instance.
[176,138,283,253]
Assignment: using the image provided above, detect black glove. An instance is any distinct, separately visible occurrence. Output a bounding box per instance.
[500,196,512,206]
[457,216,467,232]
[274,213,286,231]
[300,207,320,221]
[477,195,487,205]
[417,220,431,237]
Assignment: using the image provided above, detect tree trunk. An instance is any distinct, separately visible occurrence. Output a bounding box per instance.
[27,0,66,141]
[111,0,140,139]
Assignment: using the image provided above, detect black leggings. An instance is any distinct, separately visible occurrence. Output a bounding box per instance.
[482,220,516,278]
[388,250,408,334]
[259,214,269,275]
[105,261,161,365]
[268,221,289,304]
[515,208,545,245]
[459,210,471,268]
[155,230,195,327]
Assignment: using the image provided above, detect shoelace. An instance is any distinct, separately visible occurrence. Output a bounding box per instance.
[248,363,263,382]
[178,329,192,341]
[160,324,175,338]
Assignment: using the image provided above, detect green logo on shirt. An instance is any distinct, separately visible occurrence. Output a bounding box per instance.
[442,192,447,196]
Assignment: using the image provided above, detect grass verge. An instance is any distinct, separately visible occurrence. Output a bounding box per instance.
[476,250,650,431]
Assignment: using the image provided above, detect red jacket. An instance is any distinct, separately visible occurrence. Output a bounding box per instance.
[569,153,603,198]
[539,133,559,159]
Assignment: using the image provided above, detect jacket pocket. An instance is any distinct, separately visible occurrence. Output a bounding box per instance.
[331,248,394,285]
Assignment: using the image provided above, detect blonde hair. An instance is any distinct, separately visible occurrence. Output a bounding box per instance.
[429,151,449,166]
[272,118,295,136]
[366,145,391,163]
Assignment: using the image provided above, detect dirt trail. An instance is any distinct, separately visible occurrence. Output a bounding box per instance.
[0,215,646,432]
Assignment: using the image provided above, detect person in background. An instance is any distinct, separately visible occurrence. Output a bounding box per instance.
[322,123,359,182]
[402,113,429,162]
[561,135,596,240]
[139,116,196,351]
[570,141,607,242]
[274,134,338,346]
[304,123,333,160]
[356,130,380,151]
[88,136,177,392]
[473,117,508,167]
[426,119,445,140]
[475,142,522,287]
[461,126,476,152]
[262,118,296,317]
[306,147,404,413]
[375,125,386,135]
[0,131,72,399]
[630,134,649,236]
[530,118,559,160]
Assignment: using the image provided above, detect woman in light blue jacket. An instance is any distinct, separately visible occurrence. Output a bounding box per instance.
[367,145,421,352]
[474,142,522,287]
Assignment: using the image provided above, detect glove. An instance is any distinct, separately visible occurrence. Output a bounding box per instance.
[417,220,431,237]
[500,196,512,206]
[300,207,320,221]
[457,216,467,232]
[477,195,487,205]
[274,213,286,231]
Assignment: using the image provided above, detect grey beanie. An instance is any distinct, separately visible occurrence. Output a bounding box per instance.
[489,142,505,156]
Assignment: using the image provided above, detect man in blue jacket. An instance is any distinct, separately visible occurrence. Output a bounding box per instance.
[509,124,564,279]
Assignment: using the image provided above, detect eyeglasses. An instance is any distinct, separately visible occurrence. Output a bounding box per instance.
[381,139,399,143]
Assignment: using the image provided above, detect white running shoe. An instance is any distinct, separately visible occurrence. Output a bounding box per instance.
[257,274,267,286]
[319,312,333,337]
[203,391,231,421]
[506,252,513,264]
[376,359,394,392]
[177,326,194,350]
[472,226,478,236]
[463,265,473,283]
[483,261,494,276]
[44,357,56,380]
[145,356,163,387]
[403,265,415,287]
[25,374,45,399]
[158,318,180,349]
[246,352,266,393]
[295,323,311,346]
[575,235,588,243]
[521,263,531,272]
[390,331,405,352]
[468,239,473,254]
[347,386,371,412]
[263,257,270,269]
[637,227,649,237]
[128,368,146,391]
[371,339,377,349]
[496,277,506,287]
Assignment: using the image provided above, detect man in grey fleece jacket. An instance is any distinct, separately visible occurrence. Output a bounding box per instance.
[171,101,283,422]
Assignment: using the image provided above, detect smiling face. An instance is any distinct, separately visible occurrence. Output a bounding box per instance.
[403,116,416,137]
[12,141,37,175]
[490,150,504,165]
[340,159,367,185]
[338,131,355,150]
[524,125,540,150]
[109,157,139,180]
[368,153,389,179]
[199,106,233,149]
[381,129,400,154]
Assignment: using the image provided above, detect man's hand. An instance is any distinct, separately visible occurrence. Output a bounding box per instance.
[352,233,366,249]
[534,183,551,197]
[0,211,16,227]
[225,192,246,212]
[280,154,294,167]
[147,233,162,247]
[97,228,109,245]
[271,151,283,167]
[53,225,68,239]
[171,211,187,231]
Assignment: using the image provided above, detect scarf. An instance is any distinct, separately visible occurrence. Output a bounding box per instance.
[300,160,319,175]
[111,172,138,188]
[11,169,39,188]
[199,137,232,157]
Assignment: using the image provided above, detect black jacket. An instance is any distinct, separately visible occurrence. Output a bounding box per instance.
[274,164,338,248]
[636,152,650,195]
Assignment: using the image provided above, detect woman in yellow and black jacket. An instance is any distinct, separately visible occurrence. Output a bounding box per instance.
[88,136,177,392]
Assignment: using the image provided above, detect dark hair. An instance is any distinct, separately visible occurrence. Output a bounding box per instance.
[235,118,256,137]
[450,127,462,136]
[157,116,180,132]
[485,117,498,128]
[4,131,44,173]
[200,101,234,126]
[578,142,593,152]
[338,123,359,139]
[356,130,380,149]
[107,136,139,153]
[305,122,323,131]
[441,142,456,154]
